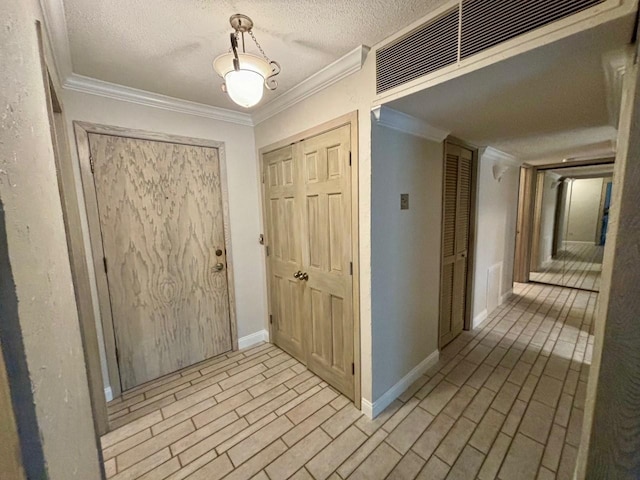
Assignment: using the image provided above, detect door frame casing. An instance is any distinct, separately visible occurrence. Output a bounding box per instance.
[74,122,239,399]
[439,137,479,344]
[258,112,361,409]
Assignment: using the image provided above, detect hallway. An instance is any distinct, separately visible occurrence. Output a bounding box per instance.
[530,243,604,291]
[101,281,594,480]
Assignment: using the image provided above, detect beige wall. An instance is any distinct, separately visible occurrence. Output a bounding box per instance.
[565,177,603,243]
[472,151,520,322]
[0,0,102,477]
[370,124,442,399]
[62,90,268,392]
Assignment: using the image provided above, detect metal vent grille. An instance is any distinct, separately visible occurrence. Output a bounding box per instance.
[376,8,459,94]
[460,0,606,59]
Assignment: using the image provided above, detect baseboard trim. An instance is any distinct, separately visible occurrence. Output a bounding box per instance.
[238,330,270,350]
[472,309,488,329]
[362,349,440,419]
[500,289,514,305]
[104,387,113,402]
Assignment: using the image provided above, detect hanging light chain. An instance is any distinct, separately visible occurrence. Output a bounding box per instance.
[248,29,271,62]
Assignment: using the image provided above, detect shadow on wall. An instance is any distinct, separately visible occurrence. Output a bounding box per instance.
[0,200,46,478]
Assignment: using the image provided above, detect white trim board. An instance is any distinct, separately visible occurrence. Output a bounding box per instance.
[472,309,488,329]
[371,106,450,143]
[501,289,514,305]
[252,46,370,125]
[104,387,113,402]
[63,74,254,127]
[238,329,270,350]
[361,349,440,419]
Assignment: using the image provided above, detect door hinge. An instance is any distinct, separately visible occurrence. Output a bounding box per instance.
[266,245,270,257]
[89,155,95,174]
[351,362,355,375]
[269,314,273,325]
[349,151,352,166]
[115,346,120,366]
[103,256,108,274]
[350,262,353,275]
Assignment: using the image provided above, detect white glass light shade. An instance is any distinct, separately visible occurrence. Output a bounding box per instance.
[213,53,272,108]
[225,70,264,107]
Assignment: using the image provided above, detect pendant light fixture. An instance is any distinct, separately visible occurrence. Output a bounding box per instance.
[213,14,281,108]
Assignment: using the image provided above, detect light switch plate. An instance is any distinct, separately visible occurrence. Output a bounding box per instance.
[400,193,409,210]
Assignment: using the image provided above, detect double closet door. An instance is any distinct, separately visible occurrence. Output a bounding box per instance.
[89,133,233,391]
[263,125,355,400]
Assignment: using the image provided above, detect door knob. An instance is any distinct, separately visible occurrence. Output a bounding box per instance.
[213,262,225,272]
[293,271,302,279]
[300,272,309,281]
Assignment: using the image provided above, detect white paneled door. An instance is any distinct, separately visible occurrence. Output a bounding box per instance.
[264,124,355,400]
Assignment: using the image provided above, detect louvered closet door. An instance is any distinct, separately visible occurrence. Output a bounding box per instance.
[89,134,232,390]
[264,146,306,362]
[440,142,473,347]
[299,125,354,400]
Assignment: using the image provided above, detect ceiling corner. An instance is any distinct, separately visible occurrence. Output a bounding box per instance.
[252,45,370,125]
[371,105,450,142]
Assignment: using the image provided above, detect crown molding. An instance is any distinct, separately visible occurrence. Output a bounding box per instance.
[63,74,254,126]
[39,0,73,81]
[252,45,370,125]
[480,146,521,164]
[371,106,450,142]
[602,48,631,128]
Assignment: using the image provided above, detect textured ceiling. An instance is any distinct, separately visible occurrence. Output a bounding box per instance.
[63,0,448,110]
[387,16,635,163]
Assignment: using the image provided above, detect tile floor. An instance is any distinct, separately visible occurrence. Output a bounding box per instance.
[530,242,603,291]
[102,281,594,480]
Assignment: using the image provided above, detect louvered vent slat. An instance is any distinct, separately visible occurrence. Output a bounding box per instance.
[460,0,606,59]
[376,8,459,94]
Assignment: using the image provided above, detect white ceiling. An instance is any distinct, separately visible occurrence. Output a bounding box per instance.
[386,15,635,164]
[63,0,449,111]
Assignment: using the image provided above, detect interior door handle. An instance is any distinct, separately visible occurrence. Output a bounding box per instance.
[214,262,225,272]
[300,272,309,281]
[294,271,302,279]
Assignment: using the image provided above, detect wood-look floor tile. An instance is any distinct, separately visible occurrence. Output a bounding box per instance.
[283,404,336,447]
[386,406,434,454]
[306,425,367,480]
[228,415,294,466]
[386,449,425,480]
[117,420,194,471]
[224,440,288,480]
[265,428,331,479]
[349,441,401,480]
[320,402,362,438]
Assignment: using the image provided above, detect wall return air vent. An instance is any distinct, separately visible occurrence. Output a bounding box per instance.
[376,0,606,94]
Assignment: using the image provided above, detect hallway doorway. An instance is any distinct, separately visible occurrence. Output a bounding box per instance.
[528,163,614,292]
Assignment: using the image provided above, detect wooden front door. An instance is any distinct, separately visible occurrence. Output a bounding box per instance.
[264,124,355,400]
[89,133,232,390]
[440,141,474,347]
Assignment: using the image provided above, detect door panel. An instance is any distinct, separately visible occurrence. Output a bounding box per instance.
[264,146,305,361]
[300,126,354,399]
[89,134,232,390]
[440,142,474,348]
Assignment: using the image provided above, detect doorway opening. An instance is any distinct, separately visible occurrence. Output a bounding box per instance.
[528,161,614,292]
